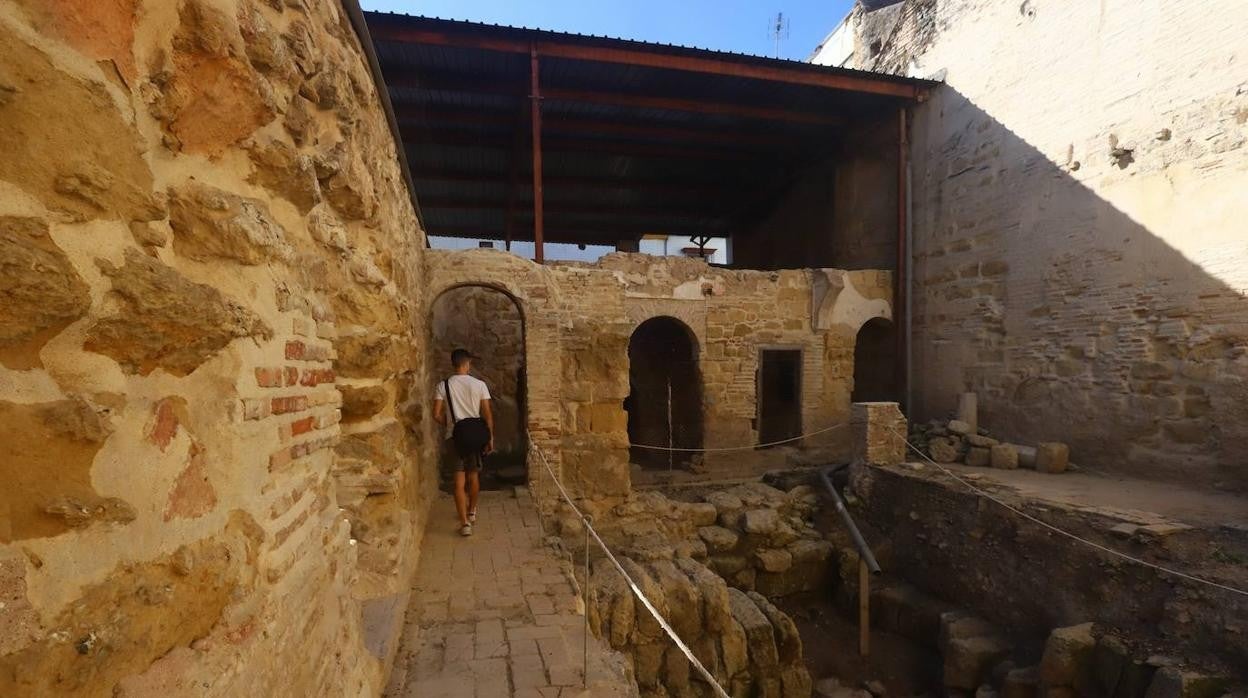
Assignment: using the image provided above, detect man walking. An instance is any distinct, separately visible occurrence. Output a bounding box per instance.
[433,348,494,536]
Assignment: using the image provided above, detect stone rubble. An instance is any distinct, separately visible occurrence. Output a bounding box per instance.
[560,481,832,697]
[908,418,1072,474]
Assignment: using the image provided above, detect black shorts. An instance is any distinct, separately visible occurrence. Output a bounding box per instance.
[454,449,482,473]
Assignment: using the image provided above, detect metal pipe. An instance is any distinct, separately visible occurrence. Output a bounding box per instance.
[818,467,881,574]
[895,107,909,413]
[583,515,592,687]
[529,44,545,264]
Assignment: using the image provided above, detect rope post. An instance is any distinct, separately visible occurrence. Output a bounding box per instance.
[583,514,592,688]
[858,556,870,657]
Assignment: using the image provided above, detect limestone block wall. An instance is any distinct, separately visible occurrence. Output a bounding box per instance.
[0,1,431,695]
[425,249,893,496]
[847,0,1248,489]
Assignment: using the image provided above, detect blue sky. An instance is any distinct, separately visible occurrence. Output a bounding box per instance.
[361,0,855,61]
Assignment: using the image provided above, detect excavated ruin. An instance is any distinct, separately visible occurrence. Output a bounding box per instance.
[1,0,1246,696]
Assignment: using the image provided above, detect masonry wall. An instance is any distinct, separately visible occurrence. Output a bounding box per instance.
[0,1,432,694]
[836,0,1248,490]
[425,249,894,495]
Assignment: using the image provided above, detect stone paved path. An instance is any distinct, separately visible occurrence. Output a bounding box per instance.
[384,490,636,698]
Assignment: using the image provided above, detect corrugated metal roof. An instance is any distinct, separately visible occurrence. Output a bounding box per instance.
[364,11,933,247]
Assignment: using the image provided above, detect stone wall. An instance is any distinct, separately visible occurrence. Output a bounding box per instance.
[425,248,894,498]
[0,0,431,694]
[829,0,1248,490]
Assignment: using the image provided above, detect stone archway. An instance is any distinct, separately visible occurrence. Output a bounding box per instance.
[423,249,563,488]
[626,316,704,470]
[429,285,527,489]
[852,317,898,403]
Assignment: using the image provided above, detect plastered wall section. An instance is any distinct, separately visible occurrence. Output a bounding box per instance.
[845,0,1248,490]
[0,0,432,695]
[424,248,892,493]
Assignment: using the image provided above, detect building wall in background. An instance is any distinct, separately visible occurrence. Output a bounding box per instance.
[819,0,1248,490]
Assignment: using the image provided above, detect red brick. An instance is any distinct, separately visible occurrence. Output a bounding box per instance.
[290,416,315,436]
[284,366,299,386]
[271,395,308,415]
[300,368,335,386]
[255,366,284,388]
[285,340,305,360]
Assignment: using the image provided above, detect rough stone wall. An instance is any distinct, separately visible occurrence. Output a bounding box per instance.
[0,0,431,694]
[424,249,893,496]
[429,285,526,454]
[857,0,1248,489]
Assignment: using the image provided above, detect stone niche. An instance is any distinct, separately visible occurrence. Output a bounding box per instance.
[428,284,528,484]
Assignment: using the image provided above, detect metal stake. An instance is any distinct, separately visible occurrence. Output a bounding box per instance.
[583,515,593,687]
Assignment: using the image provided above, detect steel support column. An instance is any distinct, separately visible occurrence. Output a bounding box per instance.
[896,107,910,412]
[529,45,545,263]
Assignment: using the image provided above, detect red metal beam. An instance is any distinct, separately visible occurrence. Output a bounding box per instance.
[530,45,544,264]
[367,20,923,99]
[411,167,752,196]
[896,107,910,412]
[398,105,814,148]
[418,196,726,218]
[382,72,844,126]
[400,126,792,161]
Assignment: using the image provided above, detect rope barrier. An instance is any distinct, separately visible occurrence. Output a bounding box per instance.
[528,440,733,698]
[888,427,1248,598]
[628,421,848,453]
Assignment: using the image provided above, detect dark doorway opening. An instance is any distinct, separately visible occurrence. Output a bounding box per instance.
[626,317,703,470]
[852,318,897,403]
[430,285,527,491]
[758,349,802,446]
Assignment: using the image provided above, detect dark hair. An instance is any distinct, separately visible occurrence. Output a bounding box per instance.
[451,348,474,367]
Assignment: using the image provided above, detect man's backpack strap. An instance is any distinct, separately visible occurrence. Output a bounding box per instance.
[443,378,457,424]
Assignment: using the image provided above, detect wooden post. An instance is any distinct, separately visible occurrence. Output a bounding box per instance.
[858,556,870,657]
[529,44,545,264]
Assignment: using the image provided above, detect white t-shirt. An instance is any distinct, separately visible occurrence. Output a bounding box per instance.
[435,375,491,437]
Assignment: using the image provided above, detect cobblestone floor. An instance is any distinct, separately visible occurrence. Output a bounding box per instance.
[384,490,636,698]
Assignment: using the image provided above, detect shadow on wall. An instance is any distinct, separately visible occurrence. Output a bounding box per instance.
[910,86,1248,491]
[429,285,527,488]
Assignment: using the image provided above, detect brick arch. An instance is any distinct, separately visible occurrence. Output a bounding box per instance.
[424,250,564,485]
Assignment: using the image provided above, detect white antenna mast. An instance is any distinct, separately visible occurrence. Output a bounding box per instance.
[769,12,790,58]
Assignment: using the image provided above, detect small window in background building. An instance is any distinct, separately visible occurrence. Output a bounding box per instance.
[478,241,494,249]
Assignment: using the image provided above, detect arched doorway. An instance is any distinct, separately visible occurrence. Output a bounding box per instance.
[429,285,527,490]
[626,317,703,470]
[852,317,898,403]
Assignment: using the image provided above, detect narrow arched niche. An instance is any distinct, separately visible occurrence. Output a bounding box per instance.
[626,316,704,470]
[429,285,527,489]
[852,316,898,403]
